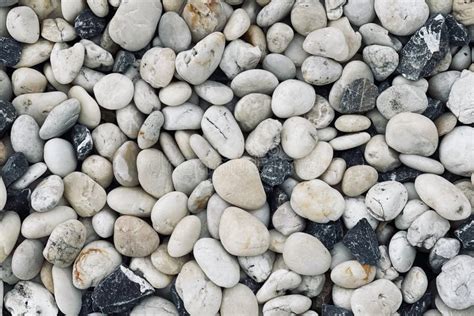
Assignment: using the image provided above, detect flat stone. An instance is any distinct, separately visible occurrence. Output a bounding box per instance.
[339,78,378,114]
[342,218,381,266]
[92,265,155,314]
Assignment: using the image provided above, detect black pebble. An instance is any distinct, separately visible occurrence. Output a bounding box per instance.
[422,97,445,120]
[336,146,365,167]
[397,14,449,80]
[71,124,93,160]
[454,215,474,250]
[343,218,381,266]
[445,15,470,46]
[322,304,354,316]
[305,220,344,250]
[91,265,155,314]
[339,78,378,113]
[0,101,17,137]
[267,186,289,213]
[378,166,422,183]
[398,291,433,316]
[1,152,29,187]
[113,50,136,74]
[170,282,190,316]
[240,276,263,294]
[74,9,107,39]
[0,37,22,67]
[79,290,98,316]
[258,149,293,187]
[4,188,30,220]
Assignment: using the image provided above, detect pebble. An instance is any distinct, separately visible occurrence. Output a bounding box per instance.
[262,54,296,81]
[415,173,471,221]
[6,6,39,44]
[93,73,133,110]
[43,219,86,267]
[221,283,258,316]
[365,181,408,221]
[114,215,160,258]
[64,171,105,217]
[50,42,84,85]
[11,162,46,190]
[168,215,201,258]
[129,256,172,289]
[330,260,376,288]
[140,47,175,89]
[0,37,22,67]
[72,240,122,289]
[266,22,294,53]
[351,279,402,315]
[343,196,379,230]
[4,281,58,315]
[10,115,43,163]
[256,0,294,27]
[437,255,474,310]
[339,78,379,114]
[429,237,461,272]
[399,154,445,174]
[394,199,429,230]
[439,126,474,176]
[335,115,371,133]
[219,207,270,256]
[343,218,380,266]
[52,265,82,315]
[234,93,272,132]
[74,9,106,39]
[374,0,429,36]
[41,18,76,43]
[294,141,333,180]
[407,210,450,249]
[341,165,378,197]
[363,45,399,81]
[283,232,331,276]
[245,119,282,157]
[11,238,43,280]
[68,86,101,129]
[401,266,428,304]
[81,154,113,188]
[11,68,46,96]
[30,175,63,212]
[272,201,305,236]
[447,70,474,123]
[376,85,428,119]
[389,231,416,273]
[219,39,262,80]
[172,159,207,195]
[0,211,20,263]
[39,98,81,140]
[329,132,371,151]
[1,151,28,186]
[303,27,350,62]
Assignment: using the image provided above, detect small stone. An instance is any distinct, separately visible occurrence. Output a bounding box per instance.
[137,149,173,199]
[172,159,207,195]
[429,238,461,272]
[331,260,376,288]
[398,291,433,316]
[259,152,293,187]
[294,141,333,180]
[365,181,408,221]
[168,215,201,258]
[401,267,428,304]
[6,6,39,44]
[113,50,135,74]
[422,98,445,120]
[221,284,259,316]
[256,269,302,303]
[256,0,294,27]
[50,43,85,85]
[445,14,470,46]
[219,40,262,80]
[389,231,416,273]
[130,296,178,315]
[43,219,86,267]
[107,186,156,217]
[0,37,22,67]
[303,27,350,62]
[378,165,422,183]
[452,0,474,26]
[92,265,155,314]
[140,47,176,89]
[407,209,449,248]
[397,14,449,80]
[359,23,402,51]
[11,239,43,280]
[341,165,378,197]
[70,124,93,160]
[343,218,381,266]
[74,9,106,39]
[447,70,474,124]
[305,220,343,250]
[114,215,160,257]
[231,69,279,97]
[158,12,191,53]
[4,281,58,315]
[339,78,378,114]
[322,305,353,316]
[93,73,134,110]
[30,175,63,213]
[0,211,21,263]
[1,152,28,187]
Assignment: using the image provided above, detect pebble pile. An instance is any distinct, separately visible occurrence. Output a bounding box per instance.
[0,0,473,315]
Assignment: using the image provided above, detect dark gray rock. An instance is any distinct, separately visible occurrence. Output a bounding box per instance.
[342,218,380,266]
[258,148,293,187]
[240,276,262,294]
[337,146,366,167]
[1,152,29,187]
[445,15,470,46]
[398,291,433,316]
[454,216,474,250]
[91,265,155,314]
[70,124,93,160]
[397,14,449,80]
[322,304,354,316]
[4,188,30,220]
[75,9,107,39]
[170,282,190,316]
[422,97,445,120]
[378,166,422,183]
[339,78,378,113]
[267,186,289,213]
[0,100,17,137]
[305,220,344,250]
[0,37,22,67]
[113,50,136,74]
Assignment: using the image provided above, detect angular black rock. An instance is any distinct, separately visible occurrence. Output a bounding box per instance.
[4,188,30,220]
[0,37,22,67]
[0,100,17,137]
[113,50,136,74]
[343,218,381,266]
[445,15,470,46]
[336,146,365,167]
[454,216,474,250]
[170,282,190,316]
[240,276,263,294]
[398,291,433,316]
[379,166,422,183]
[422,97,445,120]
[305,220,344,250]
[1,152,29,187]
[74,9,107,39]
[91,265,155,314]
[79,290,98,316]
[339,78,378,113]
[71,124,93,160]
[258,148,293,187]
[322,304,354,316]
[397,14,449,80]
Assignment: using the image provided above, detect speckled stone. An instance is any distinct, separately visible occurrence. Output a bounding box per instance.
[422,98,445,120]
[322,304,354,316]
[397,14,449,80]
[74,9,106,39]
[91,265,155,314]
[378,166,423,183]
[398,291,433,316]
[70,124,93,161]
[0,37,22,67]
[304,220,343,250]
[454,216,474,250]
[2,152,28,187]
[4,188,30,219]
[113,50,136,74]
[0,100,17,137]
[258,149,293,187]
[445,15,470,46]
[339,78,378,114]
[342,218,380,266]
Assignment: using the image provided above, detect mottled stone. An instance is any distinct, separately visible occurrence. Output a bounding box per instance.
[258,150,293,187]
[0,101,17,137]
[339,78,378,114]
[454,216,474,250]
[74,9,106,39]
[422,97,445,120]
[1,152,28,187]
[397,14,449,80]
[322,304,354,316]
[445,14,470,46]
[342,218,380,266]
[0,37,22,67]
[113,50,135,74]
[304,220,343,250]
[70,124,93,161]
[91,265,154,314]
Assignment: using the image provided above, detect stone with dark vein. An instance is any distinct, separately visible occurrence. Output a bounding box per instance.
[1,152,29,187]
[397,14,449,80]
[445,15,470,46]
[0,37,22,67]
[70,124,93,160]
[339,78,379,113]
[91,265,155,314]
[422,97,445,120]
[322,304,354,316]
[75,9,107,39]
[305,220,344,250]
[0,100,17,137]
[379,166,422,183]
[454,216,474,250]
[343,218,381,266]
